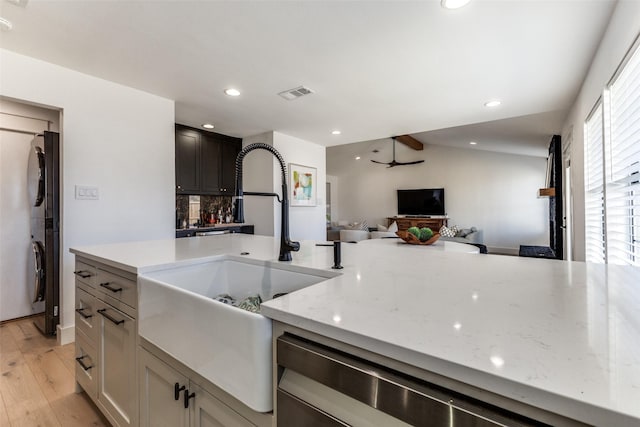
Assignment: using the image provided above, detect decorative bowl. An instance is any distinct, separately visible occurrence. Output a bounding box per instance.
[396,231,441,245]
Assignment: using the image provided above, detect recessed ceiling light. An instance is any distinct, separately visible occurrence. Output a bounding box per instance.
[224,88,241,97]
[355,156,361,160]
[0,17,13,31]
[441,0,472,9]
[332,130,341,135]
[202,123,214,129]
[469,141,477,145]
[484,100,501,107]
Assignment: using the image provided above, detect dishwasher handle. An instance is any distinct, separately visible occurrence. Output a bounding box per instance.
[277,334,543,427]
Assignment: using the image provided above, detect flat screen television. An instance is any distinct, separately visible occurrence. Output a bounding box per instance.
[397,188,445,216]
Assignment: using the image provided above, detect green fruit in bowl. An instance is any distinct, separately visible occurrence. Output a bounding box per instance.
[419,227,434,241]
[407,226,421,239]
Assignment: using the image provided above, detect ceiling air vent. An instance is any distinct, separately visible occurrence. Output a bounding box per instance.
[278,86,314,101]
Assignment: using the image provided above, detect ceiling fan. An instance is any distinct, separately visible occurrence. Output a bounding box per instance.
[371,136,425,168]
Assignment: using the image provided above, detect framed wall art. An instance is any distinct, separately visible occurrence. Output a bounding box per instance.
[289,163,317,206]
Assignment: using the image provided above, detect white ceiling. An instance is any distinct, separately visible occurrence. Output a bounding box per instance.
[412,110,567,157]
[0,0,615,151]
[327,111,564,176]
[326,110,564,175]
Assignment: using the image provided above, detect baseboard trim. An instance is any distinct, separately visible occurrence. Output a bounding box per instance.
[57,323,75,346]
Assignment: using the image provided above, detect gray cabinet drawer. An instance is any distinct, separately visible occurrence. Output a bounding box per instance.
[75,285,98,343]
[96,268,137,309]
[74,260,97,287]
[75,330,98,400]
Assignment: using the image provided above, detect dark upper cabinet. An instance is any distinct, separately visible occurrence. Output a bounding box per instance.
[175,127,200,193]
[220,137,240,193]
[175,124,241,195]
[201,133,222,194]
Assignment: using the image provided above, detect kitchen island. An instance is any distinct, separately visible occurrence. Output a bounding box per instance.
[70,234,640,427]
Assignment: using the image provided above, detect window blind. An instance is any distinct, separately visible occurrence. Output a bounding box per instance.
[606,43,640,266]
[584,102,605,264]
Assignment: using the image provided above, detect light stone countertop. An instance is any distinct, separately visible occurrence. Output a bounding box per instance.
[70,234,640,426]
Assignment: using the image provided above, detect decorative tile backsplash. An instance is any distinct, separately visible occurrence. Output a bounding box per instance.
[176,195,233,228]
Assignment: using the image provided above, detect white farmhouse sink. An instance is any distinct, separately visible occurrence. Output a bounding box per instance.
[138,256,339,413]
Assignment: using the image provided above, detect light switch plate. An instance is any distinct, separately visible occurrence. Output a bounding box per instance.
[75,185,99,200]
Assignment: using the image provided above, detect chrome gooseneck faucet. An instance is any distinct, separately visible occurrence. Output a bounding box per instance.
[233,143,300,261]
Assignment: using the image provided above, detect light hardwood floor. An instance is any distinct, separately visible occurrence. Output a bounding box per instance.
[0,316,109,427]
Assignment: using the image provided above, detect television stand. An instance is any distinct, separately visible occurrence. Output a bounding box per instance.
[388,216,448,232]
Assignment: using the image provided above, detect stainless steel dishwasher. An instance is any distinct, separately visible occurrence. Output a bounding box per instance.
[276,334,568,427]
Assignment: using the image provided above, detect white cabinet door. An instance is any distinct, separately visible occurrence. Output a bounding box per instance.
[190,383,254,427]
[96,299,137,427]
[139,348,189,427]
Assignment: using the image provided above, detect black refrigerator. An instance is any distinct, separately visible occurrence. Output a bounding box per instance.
[27,131,60,335]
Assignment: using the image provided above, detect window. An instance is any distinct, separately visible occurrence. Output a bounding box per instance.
[607,40,640,265]
[584,102,605,263]
[584,38,640,266]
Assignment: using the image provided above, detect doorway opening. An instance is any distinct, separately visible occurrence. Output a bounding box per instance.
[0,98,61,335]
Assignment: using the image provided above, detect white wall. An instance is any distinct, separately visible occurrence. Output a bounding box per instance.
[241,131,327,242]
[273,132,326,241]
[241,132,275,236]
[329,144,549,253]
[0,100,60,321]
[0,49,175,341]
[562,1,640,261]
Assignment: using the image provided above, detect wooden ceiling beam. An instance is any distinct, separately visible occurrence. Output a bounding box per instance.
[395,135,423,151]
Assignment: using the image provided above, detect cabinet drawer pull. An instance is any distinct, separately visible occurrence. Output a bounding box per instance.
[74,270,92,279]
[75,308,93,319]
[97,308,125,325]
[100,282,123,293]
[75,355,93,371]
[174,382,186,401]
[184,389,196,409]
